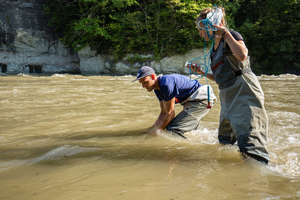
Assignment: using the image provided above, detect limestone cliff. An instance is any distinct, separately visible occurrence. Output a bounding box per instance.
[0,0,80,74]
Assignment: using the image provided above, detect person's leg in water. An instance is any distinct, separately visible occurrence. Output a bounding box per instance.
[218,110,237,145]
[236,127,269,165]
[218,105,269,164]
[231,107,269,164]
[219,73,269,164]
[166,100,212,138]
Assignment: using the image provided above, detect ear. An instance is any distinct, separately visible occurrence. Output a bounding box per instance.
[151,74,155,80]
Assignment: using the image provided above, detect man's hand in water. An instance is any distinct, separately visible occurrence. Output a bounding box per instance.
[142,126,160,136]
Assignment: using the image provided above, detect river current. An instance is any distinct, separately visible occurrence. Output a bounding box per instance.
[0,73,299,200]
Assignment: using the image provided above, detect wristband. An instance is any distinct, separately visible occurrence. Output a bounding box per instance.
[222,29,228,38]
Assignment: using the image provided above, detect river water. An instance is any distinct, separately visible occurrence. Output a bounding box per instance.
[0,73,299,200]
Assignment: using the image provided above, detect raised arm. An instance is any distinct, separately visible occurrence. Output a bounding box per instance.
[213,25,248,61]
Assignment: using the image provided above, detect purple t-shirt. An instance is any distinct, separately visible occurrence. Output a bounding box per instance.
[154,74,202,103]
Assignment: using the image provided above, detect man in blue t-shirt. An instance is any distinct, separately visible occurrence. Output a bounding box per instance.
[133,66,216,138]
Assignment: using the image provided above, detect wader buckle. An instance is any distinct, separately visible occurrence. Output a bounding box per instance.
[234,68,252,76]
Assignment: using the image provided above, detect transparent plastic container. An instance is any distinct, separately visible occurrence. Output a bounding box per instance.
[207,8,223,26]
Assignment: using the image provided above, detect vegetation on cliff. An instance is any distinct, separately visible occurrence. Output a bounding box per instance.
[44,0,300,75]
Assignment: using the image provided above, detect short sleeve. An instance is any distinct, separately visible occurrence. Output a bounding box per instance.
[160,84,178,102]
[230,31,243,41]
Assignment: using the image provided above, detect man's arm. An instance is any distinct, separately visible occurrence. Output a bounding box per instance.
[147,98,176,135]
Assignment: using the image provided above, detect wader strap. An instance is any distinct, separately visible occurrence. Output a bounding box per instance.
[234,68,252,76]
[223,39,252,77]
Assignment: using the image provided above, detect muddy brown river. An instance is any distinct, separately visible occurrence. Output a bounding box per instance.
[0,73,299,199]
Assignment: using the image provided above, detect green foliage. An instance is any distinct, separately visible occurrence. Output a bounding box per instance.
[233,0,300,74]
[44,0,214,59]
[44,0,299,74]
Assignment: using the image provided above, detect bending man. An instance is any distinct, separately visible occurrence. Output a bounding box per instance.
[133,66,216,138]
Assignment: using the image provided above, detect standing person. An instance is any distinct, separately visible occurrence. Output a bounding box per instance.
[188,6,269,164]
[133,66,216,138]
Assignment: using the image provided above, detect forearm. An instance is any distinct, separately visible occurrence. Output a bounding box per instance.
[149,99,175,132]
[158,110,175,130]
[152,112,165,127]
[195,68,215,82]
[187,64,215,82]
[203,72,215,82]
[152,111,175,129]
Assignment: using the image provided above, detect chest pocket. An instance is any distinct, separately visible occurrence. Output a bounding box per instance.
[211,56,237,90]
[211,39,251,90]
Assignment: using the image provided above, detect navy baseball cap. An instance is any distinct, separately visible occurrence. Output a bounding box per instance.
[132,66,155,82]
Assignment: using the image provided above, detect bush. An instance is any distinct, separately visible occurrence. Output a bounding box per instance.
[44,0,216,60]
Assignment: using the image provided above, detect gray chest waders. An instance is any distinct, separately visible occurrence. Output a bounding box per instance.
[210,40,270,164]
[211,40,252,90]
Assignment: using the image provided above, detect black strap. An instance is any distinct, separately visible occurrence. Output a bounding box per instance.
[234,68,252,76]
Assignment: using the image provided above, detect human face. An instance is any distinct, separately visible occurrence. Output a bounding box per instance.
[196,21,211,41]
[139,75,155,92]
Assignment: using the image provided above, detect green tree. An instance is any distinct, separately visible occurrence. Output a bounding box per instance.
[45,0,300,75]
[44,0,217,60]
[233,0,300,74]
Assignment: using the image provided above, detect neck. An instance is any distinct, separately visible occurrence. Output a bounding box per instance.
[214,36,222,50]
[153,77,160,90]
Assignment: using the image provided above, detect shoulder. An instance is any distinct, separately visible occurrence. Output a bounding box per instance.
[229,30,243,41]
[159,74,189,90]
[160,74,187,82]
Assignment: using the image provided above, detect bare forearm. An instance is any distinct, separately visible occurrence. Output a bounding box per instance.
[187,64,215,82]
[153,111,175,130]
[147,99,175,135]
[195,68,215,82]
[153,112,164,127]
[159,110,175,130]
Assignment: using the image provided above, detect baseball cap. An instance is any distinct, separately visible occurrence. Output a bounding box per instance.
[132,66,155,82]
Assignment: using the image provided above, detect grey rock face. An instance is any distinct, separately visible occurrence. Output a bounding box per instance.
[78,47,206,76]
[0,0,80,74]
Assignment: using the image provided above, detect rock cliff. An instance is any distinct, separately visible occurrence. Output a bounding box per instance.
[0,0,205,76]
[0,0,80,74]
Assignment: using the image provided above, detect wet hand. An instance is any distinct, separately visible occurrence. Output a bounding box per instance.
[213,24,228,37]
[186,63,205,76]
[147,128,158,136]
[143,125,160,135]
[142,126,152,134]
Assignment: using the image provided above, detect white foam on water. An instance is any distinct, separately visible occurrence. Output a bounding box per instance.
[50,74,67,78]
[71,78,89,81]
[0,145,100,172]
[31,145,94,163]
[260,73,299,79]
[17,73,30,76]
[185,128,219,144]
[267,110,300,177]
[0,160,26,172]
[269,155,300,178]
[269,111,300,119]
